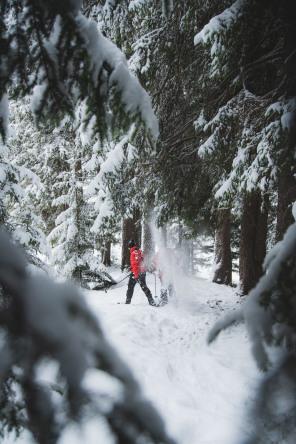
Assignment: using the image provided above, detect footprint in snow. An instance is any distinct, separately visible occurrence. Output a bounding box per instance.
[157,318,179,339]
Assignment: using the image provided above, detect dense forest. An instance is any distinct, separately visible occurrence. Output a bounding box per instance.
[1,0,296,443]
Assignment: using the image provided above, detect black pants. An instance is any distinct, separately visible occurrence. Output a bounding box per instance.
[126,272,152,302]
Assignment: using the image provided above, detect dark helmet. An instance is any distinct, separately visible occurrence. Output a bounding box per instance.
[128,239,136,249]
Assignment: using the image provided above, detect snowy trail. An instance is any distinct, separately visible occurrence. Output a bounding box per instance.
[84,272,263,444]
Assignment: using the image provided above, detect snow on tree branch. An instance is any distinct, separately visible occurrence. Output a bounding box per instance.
[2,0,158,143]
[194,0,245,46]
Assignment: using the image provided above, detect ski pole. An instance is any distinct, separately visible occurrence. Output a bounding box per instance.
[103,272,131,293]
[115,273,132,285]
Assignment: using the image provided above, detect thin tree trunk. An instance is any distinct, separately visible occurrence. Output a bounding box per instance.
[212,208,232,286]
[178,223,183,246]
[239,191,269,295]
[74,158,83,283]
[102,241,111,267]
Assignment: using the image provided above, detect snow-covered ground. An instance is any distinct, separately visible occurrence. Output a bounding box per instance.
[4,266,264,444]
[83,268,263,444]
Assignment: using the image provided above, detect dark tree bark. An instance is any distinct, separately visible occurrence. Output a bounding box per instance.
[121,209,142,271]
[275,164,296,243]
[102,241,111,267]
[178,223,183,246]
[212,208,232,286]
[73,158,84,283]
[239,191,269,295]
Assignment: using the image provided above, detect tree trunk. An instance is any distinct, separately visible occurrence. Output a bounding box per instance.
[73,157,83,283]
[212,208,232,286]
[274,1,296,241]
[275,165,296,242]
[102,241,111,267]
[239,191,269,295]
[121,209,142,271]
[178,223,183,246]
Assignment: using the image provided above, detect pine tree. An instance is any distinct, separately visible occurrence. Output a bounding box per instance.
[123,0,218,239]
[8,98,52,266]
[3,0,158,280]
[194,0,292,291]
[207,2,296,439]
[2,0,158,142]
[0,2,176,442]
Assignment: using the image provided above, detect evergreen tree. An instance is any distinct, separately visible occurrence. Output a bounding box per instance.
[2,0,158,142]
[0,2,175,442]
[8,98,52,265]
[103,0,219,238]
[207,3,296,439]
[3,0,158,278]
[194,0,293,291]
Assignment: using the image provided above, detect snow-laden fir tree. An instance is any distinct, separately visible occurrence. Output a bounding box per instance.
[8,98,108,284]
[3,0,158,281]
[0,1,173,443]
[194,0,295,293]
[8,98,51,269]
[206,1,296,441]
[83,0,164,265]
[1,0,158,141]
[91,0,217,236]
[47,110,108,286]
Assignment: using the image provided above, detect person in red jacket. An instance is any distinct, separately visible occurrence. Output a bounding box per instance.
[125,239,156,306]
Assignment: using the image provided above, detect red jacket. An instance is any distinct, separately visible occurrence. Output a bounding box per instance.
[130,246,147,278]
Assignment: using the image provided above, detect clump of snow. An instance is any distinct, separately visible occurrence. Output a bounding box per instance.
[75,13,159,140]
[280,97,296,130]
[194,110,207,130]
[30,84,47,114]
[194,0,245,46]
[198,134,214,156]
[129,0,150,11]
